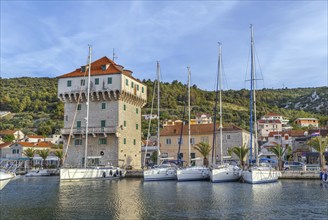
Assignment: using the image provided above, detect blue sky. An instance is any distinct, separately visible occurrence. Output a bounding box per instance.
[1,1,327,90]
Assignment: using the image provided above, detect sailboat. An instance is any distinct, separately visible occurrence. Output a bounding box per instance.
[210,43,242,183]
[143,62,177,181]
[60,46,125,181]
[177,68,210,181]
[241,25,281,184]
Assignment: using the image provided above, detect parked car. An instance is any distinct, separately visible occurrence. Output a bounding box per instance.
[283,161,305,170]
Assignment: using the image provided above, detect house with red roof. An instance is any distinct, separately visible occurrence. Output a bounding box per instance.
[159,123,254,165]
[0,129,25,142]
[5,141,54,159]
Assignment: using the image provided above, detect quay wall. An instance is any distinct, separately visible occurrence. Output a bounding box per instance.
[125,170,322,179]
[279,170,320,179]
[125,169,143,178]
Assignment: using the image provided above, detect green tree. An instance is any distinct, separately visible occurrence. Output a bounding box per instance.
[23,148,36,169]
[268,144,290,170]
[54,150,64,167]
[307,136,328,169]
[38,149,50,168]
[229,144,249,169]
[150,151,158,165]
[2,134,15,142]
[194,142,212,167]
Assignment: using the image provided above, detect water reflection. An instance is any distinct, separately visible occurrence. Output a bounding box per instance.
[1,178,327,219]
[57,178,145,219]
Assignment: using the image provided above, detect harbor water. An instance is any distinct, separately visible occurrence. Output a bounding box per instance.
[1,177,327,219]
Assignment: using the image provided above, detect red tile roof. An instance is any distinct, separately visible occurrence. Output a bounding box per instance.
[0,130,17,135]
[268,130,306,137]
[27,135,45,139]
[160,124,242,136]
[57,56,143,84]
[0,142,12,149]
[264,112,281,117]
[258,119,281,124]
[14,141,53,148]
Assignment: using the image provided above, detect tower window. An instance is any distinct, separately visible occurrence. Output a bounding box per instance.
[101,103,106,109]
[67,80,72,87]
[95,78,99,85]
[108,77,112,84]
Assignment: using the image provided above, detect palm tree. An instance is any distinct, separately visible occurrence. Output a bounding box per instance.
[307,136,328,170]
[54,150,64,167]
[194,142,212,167]
[38,149,50,168]
[230,144,249,169]
[23,148,36,170]
[268,144,290,170]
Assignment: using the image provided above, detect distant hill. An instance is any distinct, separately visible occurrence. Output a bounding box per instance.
[0,77,327,136]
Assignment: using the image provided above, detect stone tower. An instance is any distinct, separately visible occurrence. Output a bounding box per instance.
[57,56,147,168]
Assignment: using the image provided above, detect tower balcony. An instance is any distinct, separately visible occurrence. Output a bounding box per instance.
[61,126,118,136]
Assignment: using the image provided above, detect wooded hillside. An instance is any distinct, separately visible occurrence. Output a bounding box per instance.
[1,77,327,137]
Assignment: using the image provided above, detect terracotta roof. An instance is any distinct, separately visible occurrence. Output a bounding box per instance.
[57,57,122,78]
[258,119,281,124]
[27,135,45,139]
[264,113,281,117]
[268,130,306,137]
[14,141,53,148]
[0,142,12,149]
[160,123,242,136]
[57,56,144,85]
[0,130,17,135]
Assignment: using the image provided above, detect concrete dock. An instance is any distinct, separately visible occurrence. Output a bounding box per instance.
[280,170,320,179]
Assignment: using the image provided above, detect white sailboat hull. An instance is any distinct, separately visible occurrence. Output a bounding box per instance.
[242,166,281,184]
[210,165,242,183]
[143,167,177,181]
[60,167,125,181]
[177,166,210,181]
[0,171,15,190]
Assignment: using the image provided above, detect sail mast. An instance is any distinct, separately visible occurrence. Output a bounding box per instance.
[157,61,160,165]
[187,67,191,166]
[218,43,223,165]
[250,25,259,166]
[84,46,92,168]
[211,44,220,164]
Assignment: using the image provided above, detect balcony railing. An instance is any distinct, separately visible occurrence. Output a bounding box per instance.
[61,126,117,135]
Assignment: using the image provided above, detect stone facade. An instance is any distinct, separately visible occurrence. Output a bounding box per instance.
[159,124,253,166]
[58,56,147,169]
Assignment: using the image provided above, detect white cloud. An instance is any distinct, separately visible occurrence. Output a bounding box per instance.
[1,1,327,89]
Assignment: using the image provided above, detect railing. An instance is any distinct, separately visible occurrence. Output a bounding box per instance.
[61,126,117,135]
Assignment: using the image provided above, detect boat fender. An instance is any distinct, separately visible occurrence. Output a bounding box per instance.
[116,169,119,175]
[113,173,117,177]
[103,172,106,178]
[110,170,113,176]
[119,170,122,176]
